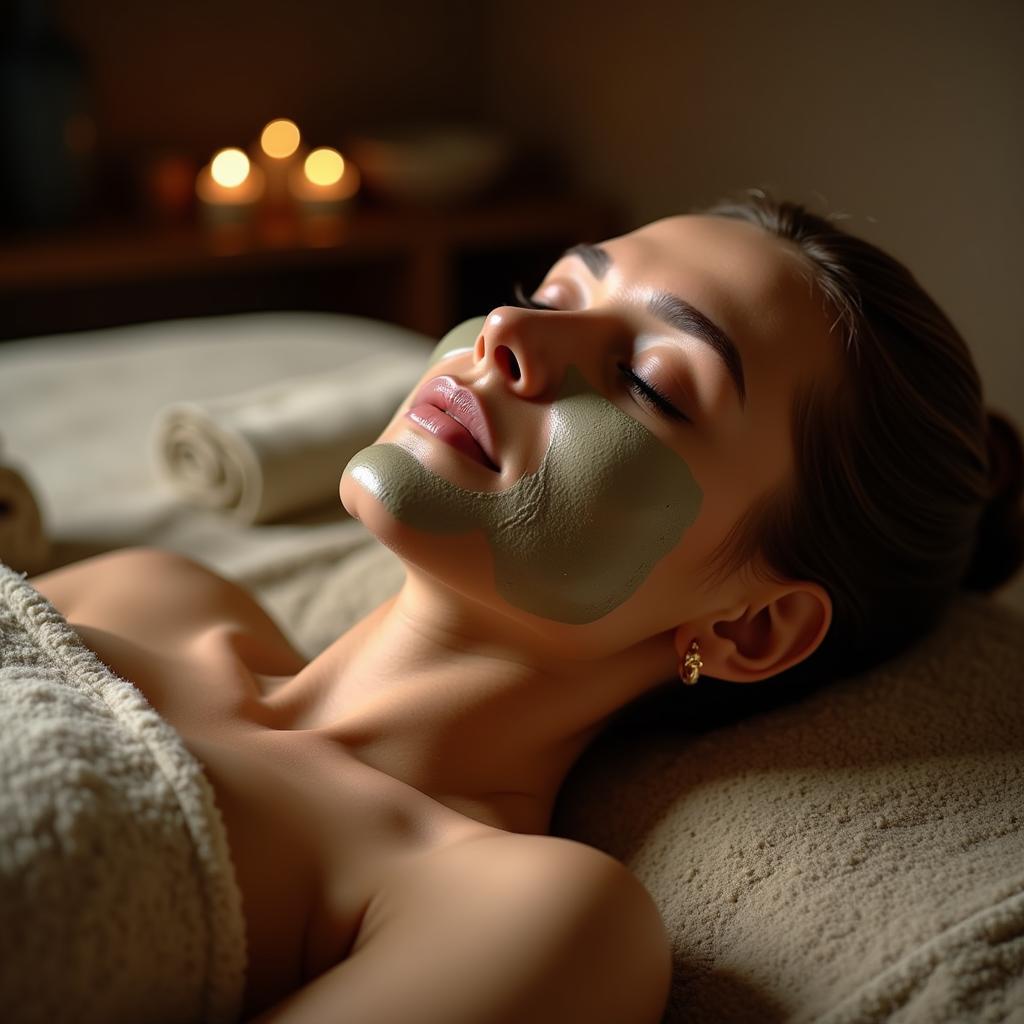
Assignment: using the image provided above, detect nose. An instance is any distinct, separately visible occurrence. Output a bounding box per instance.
[474,306,618,399]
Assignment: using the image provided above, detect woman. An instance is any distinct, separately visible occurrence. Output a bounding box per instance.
[19,193,1024,1023]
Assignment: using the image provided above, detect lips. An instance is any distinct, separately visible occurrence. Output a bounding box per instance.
[406,375,500,471]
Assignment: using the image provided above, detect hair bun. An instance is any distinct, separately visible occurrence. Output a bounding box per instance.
[960,409,1024,593]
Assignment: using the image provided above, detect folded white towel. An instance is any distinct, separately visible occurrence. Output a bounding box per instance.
[152,354,423,524]
[0,440,49,574]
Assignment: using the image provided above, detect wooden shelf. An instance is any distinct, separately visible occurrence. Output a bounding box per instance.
[0,194,618,340]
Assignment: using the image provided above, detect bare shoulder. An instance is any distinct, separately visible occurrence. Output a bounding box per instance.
[31,546,225,613]
[387,829,665,926]
[30,547,303,664]
[249,831,672,1024]
[370,829,656,915]
[394,831,672,986]
[31,546,229,621]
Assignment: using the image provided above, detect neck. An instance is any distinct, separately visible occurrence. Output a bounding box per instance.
[267,568,676,833]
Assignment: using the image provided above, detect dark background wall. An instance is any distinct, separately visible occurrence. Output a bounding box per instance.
[13,0,1024,435]
[483,0,1023,425]
[58,0,489,153]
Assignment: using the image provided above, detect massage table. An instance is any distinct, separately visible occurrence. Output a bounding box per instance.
[1,311,1021,1023]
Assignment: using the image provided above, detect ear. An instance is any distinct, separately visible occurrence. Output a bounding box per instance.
[677,582,833,684]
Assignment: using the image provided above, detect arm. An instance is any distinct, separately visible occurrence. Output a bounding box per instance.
[248,833,672,1024]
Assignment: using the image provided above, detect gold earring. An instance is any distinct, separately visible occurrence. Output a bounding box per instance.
[680,640,703,686]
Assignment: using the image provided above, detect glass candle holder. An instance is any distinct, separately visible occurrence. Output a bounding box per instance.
[195,147,265,228]
[288,147,360,220]
[253,118,304,210]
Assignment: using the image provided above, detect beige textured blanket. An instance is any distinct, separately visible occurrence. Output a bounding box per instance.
[552,592,1024,1023]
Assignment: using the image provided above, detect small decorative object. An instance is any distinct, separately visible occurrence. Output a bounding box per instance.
[288,146,360,218]
[680,639,703,686]
[141,151,199,224]
[194,147,265,228]
[348,123,511,207]
[253,117,303,208]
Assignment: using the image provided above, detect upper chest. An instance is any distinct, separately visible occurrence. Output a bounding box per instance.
[76,618,501,1015]
[31,549,498,1015]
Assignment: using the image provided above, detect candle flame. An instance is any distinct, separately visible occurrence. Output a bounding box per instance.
[211,148,251,188]
[261,119,301,159]
[304,148,344,187]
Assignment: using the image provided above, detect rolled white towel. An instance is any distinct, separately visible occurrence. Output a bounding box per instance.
[0,441,49,574]
[153,354,423,524]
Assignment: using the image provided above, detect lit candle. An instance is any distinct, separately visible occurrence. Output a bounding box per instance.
[194,147,265,227]
[288,147,360,219]
[253,118,303,207]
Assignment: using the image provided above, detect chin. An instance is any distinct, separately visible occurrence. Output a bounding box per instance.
[340,466,499,601]
[338,461,434,556]
[339,472,626,651]
[339,468,402,540]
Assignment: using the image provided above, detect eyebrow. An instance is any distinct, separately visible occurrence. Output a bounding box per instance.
[561,242,747,408]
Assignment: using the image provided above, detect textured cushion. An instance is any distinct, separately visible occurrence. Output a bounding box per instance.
[552,594,1024,1023]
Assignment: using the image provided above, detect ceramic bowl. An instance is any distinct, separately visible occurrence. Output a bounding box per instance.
[348,125,511,206]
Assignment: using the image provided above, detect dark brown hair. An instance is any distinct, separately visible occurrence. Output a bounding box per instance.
[697,192,1024,686]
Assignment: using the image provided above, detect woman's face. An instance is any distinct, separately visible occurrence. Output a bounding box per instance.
[341,213,838,654]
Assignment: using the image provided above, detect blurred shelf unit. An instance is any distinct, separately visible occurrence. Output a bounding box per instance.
[0,195,618,342]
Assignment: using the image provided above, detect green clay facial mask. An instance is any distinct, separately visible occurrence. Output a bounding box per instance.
[345,322,703,624]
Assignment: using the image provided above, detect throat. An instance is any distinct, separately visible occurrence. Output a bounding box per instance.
[259,675,569,835]
[246,602,609,837]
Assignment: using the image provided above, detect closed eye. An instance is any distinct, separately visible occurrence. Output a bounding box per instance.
[511,282,557,311]
[618,364,690,423]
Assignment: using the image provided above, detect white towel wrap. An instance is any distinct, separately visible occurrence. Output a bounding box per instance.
[0,562,247,1023]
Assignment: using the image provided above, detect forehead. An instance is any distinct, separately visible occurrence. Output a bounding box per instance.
[604,214,805,312]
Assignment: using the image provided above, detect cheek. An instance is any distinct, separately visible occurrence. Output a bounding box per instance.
[478,377,703,624]
[340,366,705,627]
[641,459,749,605]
